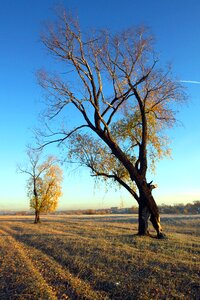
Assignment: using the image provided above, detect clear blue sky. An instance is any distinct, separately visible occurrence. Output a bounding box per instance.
[0,0,200,210]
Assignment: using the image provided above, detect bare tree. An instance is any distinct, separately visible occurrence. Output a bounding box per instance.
[38,12,186,238]
[18,150,62,223]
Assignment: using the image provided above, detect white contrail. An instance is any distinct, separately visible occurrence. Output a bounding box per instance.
[180,80,200,84]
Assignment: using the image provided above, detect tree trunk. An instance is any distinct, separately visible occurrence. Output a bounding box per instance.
[150,212,165,239]
[138,189,166,239]
[34,210,40,224]
[96,129,166,238]
[138,202,150,235]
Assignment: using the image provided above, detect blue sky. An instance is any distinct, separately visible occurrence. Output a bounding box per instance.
[0,0,200,210]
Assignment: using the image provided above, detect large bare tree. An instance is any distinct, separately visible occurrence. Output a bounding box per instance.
[38,12,186,238]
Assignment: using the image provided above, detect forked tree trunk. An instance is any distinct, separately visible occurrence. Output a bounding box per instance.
[34,210,40,224]
[96,130,166,238]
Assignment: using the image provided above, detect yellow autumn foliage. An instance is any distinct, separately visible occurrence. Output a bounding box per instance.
[28,159,63,214]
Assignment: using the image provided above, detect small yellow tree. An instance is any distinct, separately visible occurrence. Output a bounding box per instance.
[29,164,62,223]
[20,151,63,223]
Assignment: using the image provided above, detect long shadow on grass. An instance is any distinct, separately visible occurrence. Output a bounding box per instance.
[11,229,143,299]
[9,224,200,299]
[68,215,138,224]
[0,218,33,223]
[0,233,72,237]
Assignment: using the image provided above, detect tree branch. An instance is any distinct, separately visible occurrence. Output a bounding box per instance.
[39,125,89,149]
[91,171,139,202]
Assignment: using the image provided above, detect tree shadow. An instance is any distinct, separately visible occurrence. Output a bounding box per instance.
[0,218,33,223]
[0,233,73,237]
[70,215,138,224]
[8,231,141,299]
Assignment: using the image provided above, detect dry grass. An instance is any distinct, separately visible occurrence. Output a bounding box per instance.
[0,214,199,299]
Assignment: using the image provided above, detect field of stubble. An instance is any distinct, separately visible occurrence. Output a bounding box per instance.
[0,214,199,300]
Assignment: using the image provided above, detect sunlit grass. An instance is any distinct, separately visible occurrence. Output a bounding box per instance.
[0,214,199,299]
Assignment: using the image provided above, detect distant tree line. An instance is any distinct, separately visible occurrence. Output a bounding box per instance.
[78,201,200,215]
[1,201,199,216]
[45,201,200,215]
[159,201,200,215]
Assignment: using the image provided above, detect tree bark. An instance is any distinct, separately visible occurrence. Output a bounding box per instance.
[138,202,150,235]
[138,188,166,239]
[34,210,40,224]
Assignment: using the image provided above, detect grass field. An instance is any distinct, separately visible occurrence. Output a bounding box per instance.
[0,214,199,299]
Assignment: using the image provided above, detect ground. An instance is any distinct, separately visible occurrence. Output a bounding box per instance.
[0,214,199,299]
